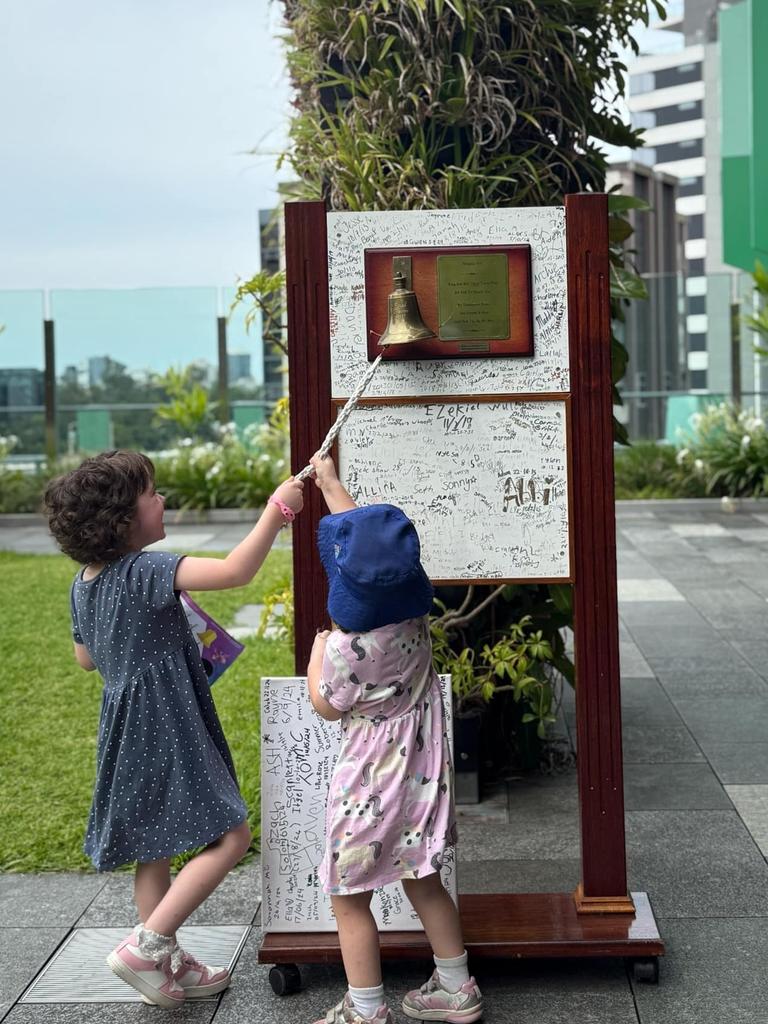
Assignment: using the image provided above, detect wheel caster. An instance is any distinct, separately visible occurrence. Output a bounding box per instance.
[633,957,659,984]
[269,963,302,995]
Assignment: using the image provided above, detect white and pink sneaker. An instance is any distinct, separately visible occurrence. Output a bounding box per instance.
[170,950,231,998]
[311,993,392,1024]
[402,970,483,1022]
[106,927,185,1008]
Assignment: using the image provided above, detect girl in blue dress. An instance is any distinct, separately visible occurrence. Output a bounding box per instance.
[44,449,303,1008]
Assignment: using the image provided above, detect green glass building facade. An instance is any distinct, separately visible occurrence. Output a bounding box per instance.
[721,0,768,272]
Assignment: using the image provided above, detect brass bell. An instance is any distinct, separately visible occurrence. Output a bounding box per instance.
[379,269,434,347]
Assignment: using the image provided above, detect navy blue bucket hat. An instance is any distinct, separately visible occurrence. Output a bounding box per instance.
[317,504,434,632]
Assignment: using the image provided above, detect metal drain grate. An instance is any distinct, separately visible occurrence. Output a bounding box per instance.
[21,925,250,1003]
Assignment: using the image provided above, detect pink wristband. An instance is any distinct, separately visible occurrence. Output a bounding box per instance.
[269,494,296,523]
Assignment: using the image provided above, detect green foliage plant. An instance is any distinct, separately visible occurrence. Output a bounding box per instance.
[744,259,768,359]
[613,441,707,500]
[154,366,213,438]
[431,607,556,737]
[153,398,290,511]
[677,403,768,498]
[274,0,664,763]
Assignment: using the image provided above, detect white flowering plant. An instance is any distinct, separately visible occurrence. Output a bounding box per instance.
[153,399,290,510]
[676,403,768,497]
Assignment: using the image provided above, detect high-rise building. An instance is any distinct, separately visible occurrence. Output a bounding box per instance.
[0,368,44,407]
[625,0,743,396]
[227,352,252,384]
[259,208,284,402]
[606,161,687,439]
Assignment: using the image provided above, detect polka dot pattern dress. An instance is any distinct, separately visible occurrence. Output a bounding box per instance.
[71,551,247,871]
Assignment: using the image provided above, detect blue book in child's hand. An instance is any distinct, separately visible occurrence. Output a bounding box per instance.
[179,592,245,685]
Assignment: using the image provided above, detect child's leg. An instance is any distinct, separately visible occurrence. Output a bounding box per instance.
[401,873,482,1021]
[331,891,382,987]
[402,872,464,958]
[143,822,251,937]
[330,891,388,1020]
[134,859,172,927]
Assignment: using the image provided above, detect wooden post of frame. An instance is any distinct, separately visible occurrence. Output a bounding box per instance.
[285,200,334,673]
[566,193,634,914]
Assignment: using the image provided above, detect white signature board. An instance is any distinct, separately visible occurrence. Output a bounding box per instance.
[338,399,570,581]
[260,675,456,933]
[327,206,569,399]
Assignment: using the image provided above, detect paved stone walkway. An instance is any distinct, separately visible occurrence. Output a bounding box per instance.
[2,500,768,1022]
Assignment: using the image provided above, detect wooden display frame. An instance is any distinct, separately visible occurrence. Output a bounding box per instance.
[266,195,664,982]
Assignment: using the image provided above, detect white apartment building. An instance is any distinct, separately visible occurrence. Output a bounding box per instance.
[625,0,746,396]
[628,30,708,387]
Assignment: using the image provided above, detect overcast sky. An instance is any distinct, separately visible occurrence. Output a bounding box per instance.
[0,0,290,291]
[0,2,675,297]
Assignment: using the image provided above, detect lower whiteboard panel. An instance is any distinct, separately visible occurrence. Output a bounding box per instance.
[338,399,570,581]
[261,675,456,933]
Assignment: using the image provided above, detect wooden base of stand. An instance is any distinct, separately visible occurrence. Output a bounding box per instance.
[258,891,664,965]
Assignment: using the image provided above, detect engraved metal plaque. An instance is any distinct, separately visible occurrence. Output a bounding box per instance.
[437,253,510,342]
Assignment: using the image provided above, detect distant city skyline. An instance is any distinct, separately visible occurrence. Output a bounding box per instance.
[0,284,263,378]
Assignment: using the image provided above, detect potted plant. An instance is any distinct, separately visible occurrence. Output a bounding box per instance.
[430,601,557,803]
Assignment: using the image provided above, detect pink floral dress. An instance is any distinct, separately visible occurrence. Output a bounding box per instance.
[317,616,457,895]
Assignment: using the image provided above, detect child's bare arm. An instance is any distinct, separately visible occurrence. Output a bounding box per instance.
[174,477,304,592]
[310,453,356,514]
[306,631,343,722]
[74,642,97,671]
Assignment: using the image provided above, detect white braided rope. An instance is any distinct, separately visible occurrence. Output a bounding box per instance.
[295,353,384,481]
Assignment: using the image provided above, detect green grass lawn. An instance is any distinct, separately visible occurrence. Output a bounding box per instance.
[0,549,294,872]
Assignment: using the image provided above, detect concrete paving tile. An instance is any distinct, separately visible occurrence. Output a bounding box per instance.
[723,785,768,857]
[624,763,730,811]
[617,679,682,725]
[618,580,685,602]
[702,547,759,565]
[731,639,768,678]
[632,917,768,1024]
[672,698,768,747]
[622,725,705,765]
[618,603,706,627]
[615,555,659,580]
[669,523,729,538]
[727,528,768,543]
[643,650,742,677]
[626,810,768,918]
[629,627,730,654]
[687,609,768,639]
[653,665,768,699]
[456,858,581,894]
[733,567,768,599]
[0,929,69,1015]
[77,861,260,928]
[620,640,655,679]
[704,742,768,784]
[458,775,580,861]
[0,875,106,928]
[3,1003,215,1023]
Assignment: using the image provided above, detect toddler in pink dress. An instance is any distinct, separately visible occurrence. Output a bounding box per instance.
[305,452,483,1024]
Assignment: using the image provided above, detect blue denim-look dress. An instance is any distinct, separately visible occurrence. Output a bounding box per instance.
[71,551,246,871]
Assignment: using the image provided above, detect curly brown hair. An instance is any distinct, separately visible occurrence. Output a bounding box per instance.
[43,450,155,565]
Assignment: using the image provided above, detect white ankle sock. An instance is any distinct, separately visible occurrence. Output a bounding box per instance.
[348,983,385,1019]
[434,950,470,993]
